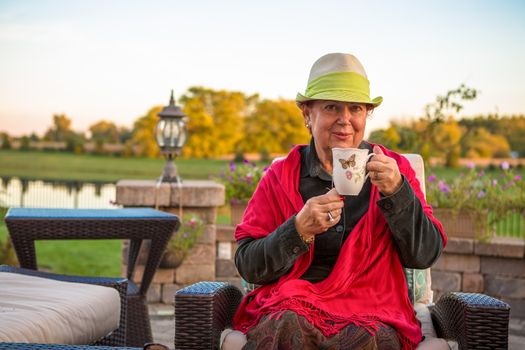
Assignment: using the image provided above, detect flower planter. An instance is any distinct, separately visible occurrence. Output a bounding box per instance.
[230,201,248,226]
[159,249,187,269]
[432,208,488,239]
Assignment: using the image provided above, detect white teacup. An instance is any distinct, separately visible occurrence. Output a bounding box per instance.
[332,148,375,195]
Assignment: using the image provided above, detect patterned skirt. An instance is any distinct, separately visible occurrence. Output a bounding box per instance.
[242,311,401,350]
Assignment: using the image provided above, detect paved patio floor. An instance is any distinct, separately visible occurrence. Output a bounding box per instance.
[149,304,525,349]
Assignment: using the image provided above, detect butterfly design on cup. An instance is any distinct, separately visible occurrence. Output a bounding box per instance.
[338,154,356,169]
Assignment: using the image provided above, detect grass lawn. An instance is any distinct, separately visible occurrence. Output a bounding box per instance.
[0,150,233,182]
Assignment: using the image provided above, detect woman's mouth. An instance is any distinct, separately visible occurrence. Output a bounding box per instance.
[333,132,352,141]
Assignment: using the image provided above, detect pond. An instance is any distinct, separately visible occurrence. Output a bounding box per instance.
[0,176,118,209]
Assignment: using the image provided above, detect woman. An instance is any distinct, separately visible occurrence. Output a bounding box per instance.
[233,53,446,349]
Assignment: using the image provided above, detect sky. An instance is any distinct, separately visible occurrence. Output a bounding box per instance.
[1,0,524,137]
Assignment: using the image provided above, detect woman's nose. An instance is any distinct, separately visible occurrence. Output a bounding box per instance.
[337,106,352,124]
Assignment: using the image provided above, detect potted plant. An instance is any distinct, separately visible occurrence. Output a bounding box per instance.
[160,214,204,269]
[218,160,267,225]
[426,162,523,241]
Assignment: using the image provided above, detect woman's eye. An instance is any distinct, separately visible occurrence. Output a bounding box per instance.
[350,105,364,113]
[324,104,337,111]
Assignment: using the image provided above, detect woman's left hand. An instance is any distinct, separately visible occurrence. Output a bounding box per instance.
[367,145,403,196]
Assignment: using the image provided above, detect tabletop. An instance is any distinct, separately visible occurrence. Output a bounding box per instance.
[6,208,178,220]
[5,207,180,296]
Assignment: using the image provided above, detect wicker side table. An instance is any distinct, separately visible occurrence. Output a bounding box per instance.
[5,208,180,348]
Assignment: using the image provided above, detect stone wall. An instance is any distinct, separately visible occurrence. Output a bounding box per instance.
[116,179,225,304]
[432,237,525,318]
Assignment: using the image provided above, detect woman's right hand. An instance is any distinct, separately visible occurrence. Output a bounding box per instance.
[294,188,344,241]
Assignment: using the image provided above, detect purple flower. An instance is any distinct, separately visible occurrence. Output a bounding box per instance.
[492,179,498,186]
[263,166,270,172]
[501,161,510,170]
[428,175,437,183]
[515,175,522,181]
[438,180,451,193]
[243,159,249,164]
[467,162,475,169]
[229,162,236,172]
[478,170,485,177]
[477,190,485,198]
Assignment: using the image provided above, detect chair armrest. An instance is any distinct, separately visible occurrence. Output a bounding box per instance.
[431,292,510,349]
[175,281,243,350]
[0,265,128,346]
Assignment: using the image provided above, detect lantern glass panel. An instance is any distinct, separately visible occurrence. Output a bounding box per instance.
[176,120,188,148]
[156,119,182,150]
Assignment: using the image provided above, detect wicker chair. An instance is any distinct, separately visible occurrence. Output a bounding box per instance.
[174,154,511,349]
[0,265,128,347]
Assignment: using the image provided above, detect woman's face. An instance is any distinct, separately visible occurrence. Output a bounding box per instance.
[303,100,369,161]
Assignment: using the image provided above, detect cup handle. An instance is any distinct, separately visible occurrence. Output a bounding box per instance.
[364,153,376,181]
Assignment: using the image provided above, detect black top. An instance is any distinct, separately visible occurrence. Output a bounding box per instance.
[235,140,443,285]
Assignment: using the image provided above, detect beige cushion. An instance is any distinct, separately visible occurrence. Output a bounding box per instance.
[220,328,247,350]
[0,272,121,344]
[415,302,458,350]
[404,154,433,305]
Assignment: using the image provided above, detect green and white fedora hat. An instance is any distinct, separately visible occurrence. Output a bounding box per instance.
[296,53,382,107]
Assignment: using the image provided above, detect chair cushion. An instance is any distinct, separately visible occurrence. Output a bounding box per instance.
[0,272,121,344]
[405,268,433,304]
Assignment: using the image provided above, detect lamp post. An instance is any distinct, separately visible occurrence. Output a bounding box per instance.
[156,90,188,183]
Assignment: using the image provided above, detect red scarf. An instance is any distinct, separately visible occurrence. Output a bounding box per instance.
[233,144,446,349]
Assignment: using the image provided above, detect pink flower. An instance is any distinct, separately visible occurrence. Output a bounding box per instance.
[428,175,437,183]
[477,190,485,198]
[467,162,475,169]
[438,180,451,193]
[492,179,498,186]
[501,161,510,170]
[515,175,522,181]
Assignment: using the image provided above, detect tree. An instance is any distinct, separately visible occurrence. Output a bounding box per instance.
[368,127,401,151]
[127,106,162,158]
[431,118,464,167]
[462,127,510,158]
[44,114,74,142]
[242,99,309,154]
[19,136,31,151]
[180,87,257,158]
[419,84,479,164]
[0,132,11,149]
[89,120,120,144]
[89,120,120,154]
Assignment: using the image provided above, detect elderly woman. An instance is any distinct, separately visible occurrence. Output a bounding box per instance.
[232,53,446,350]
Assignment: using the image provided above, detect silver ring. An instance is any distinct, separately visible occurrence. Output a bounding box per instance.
[327,211,335,222]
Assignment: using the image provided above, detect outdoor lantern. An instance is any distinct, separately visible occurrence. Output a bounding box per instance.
[156,90,188,183]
